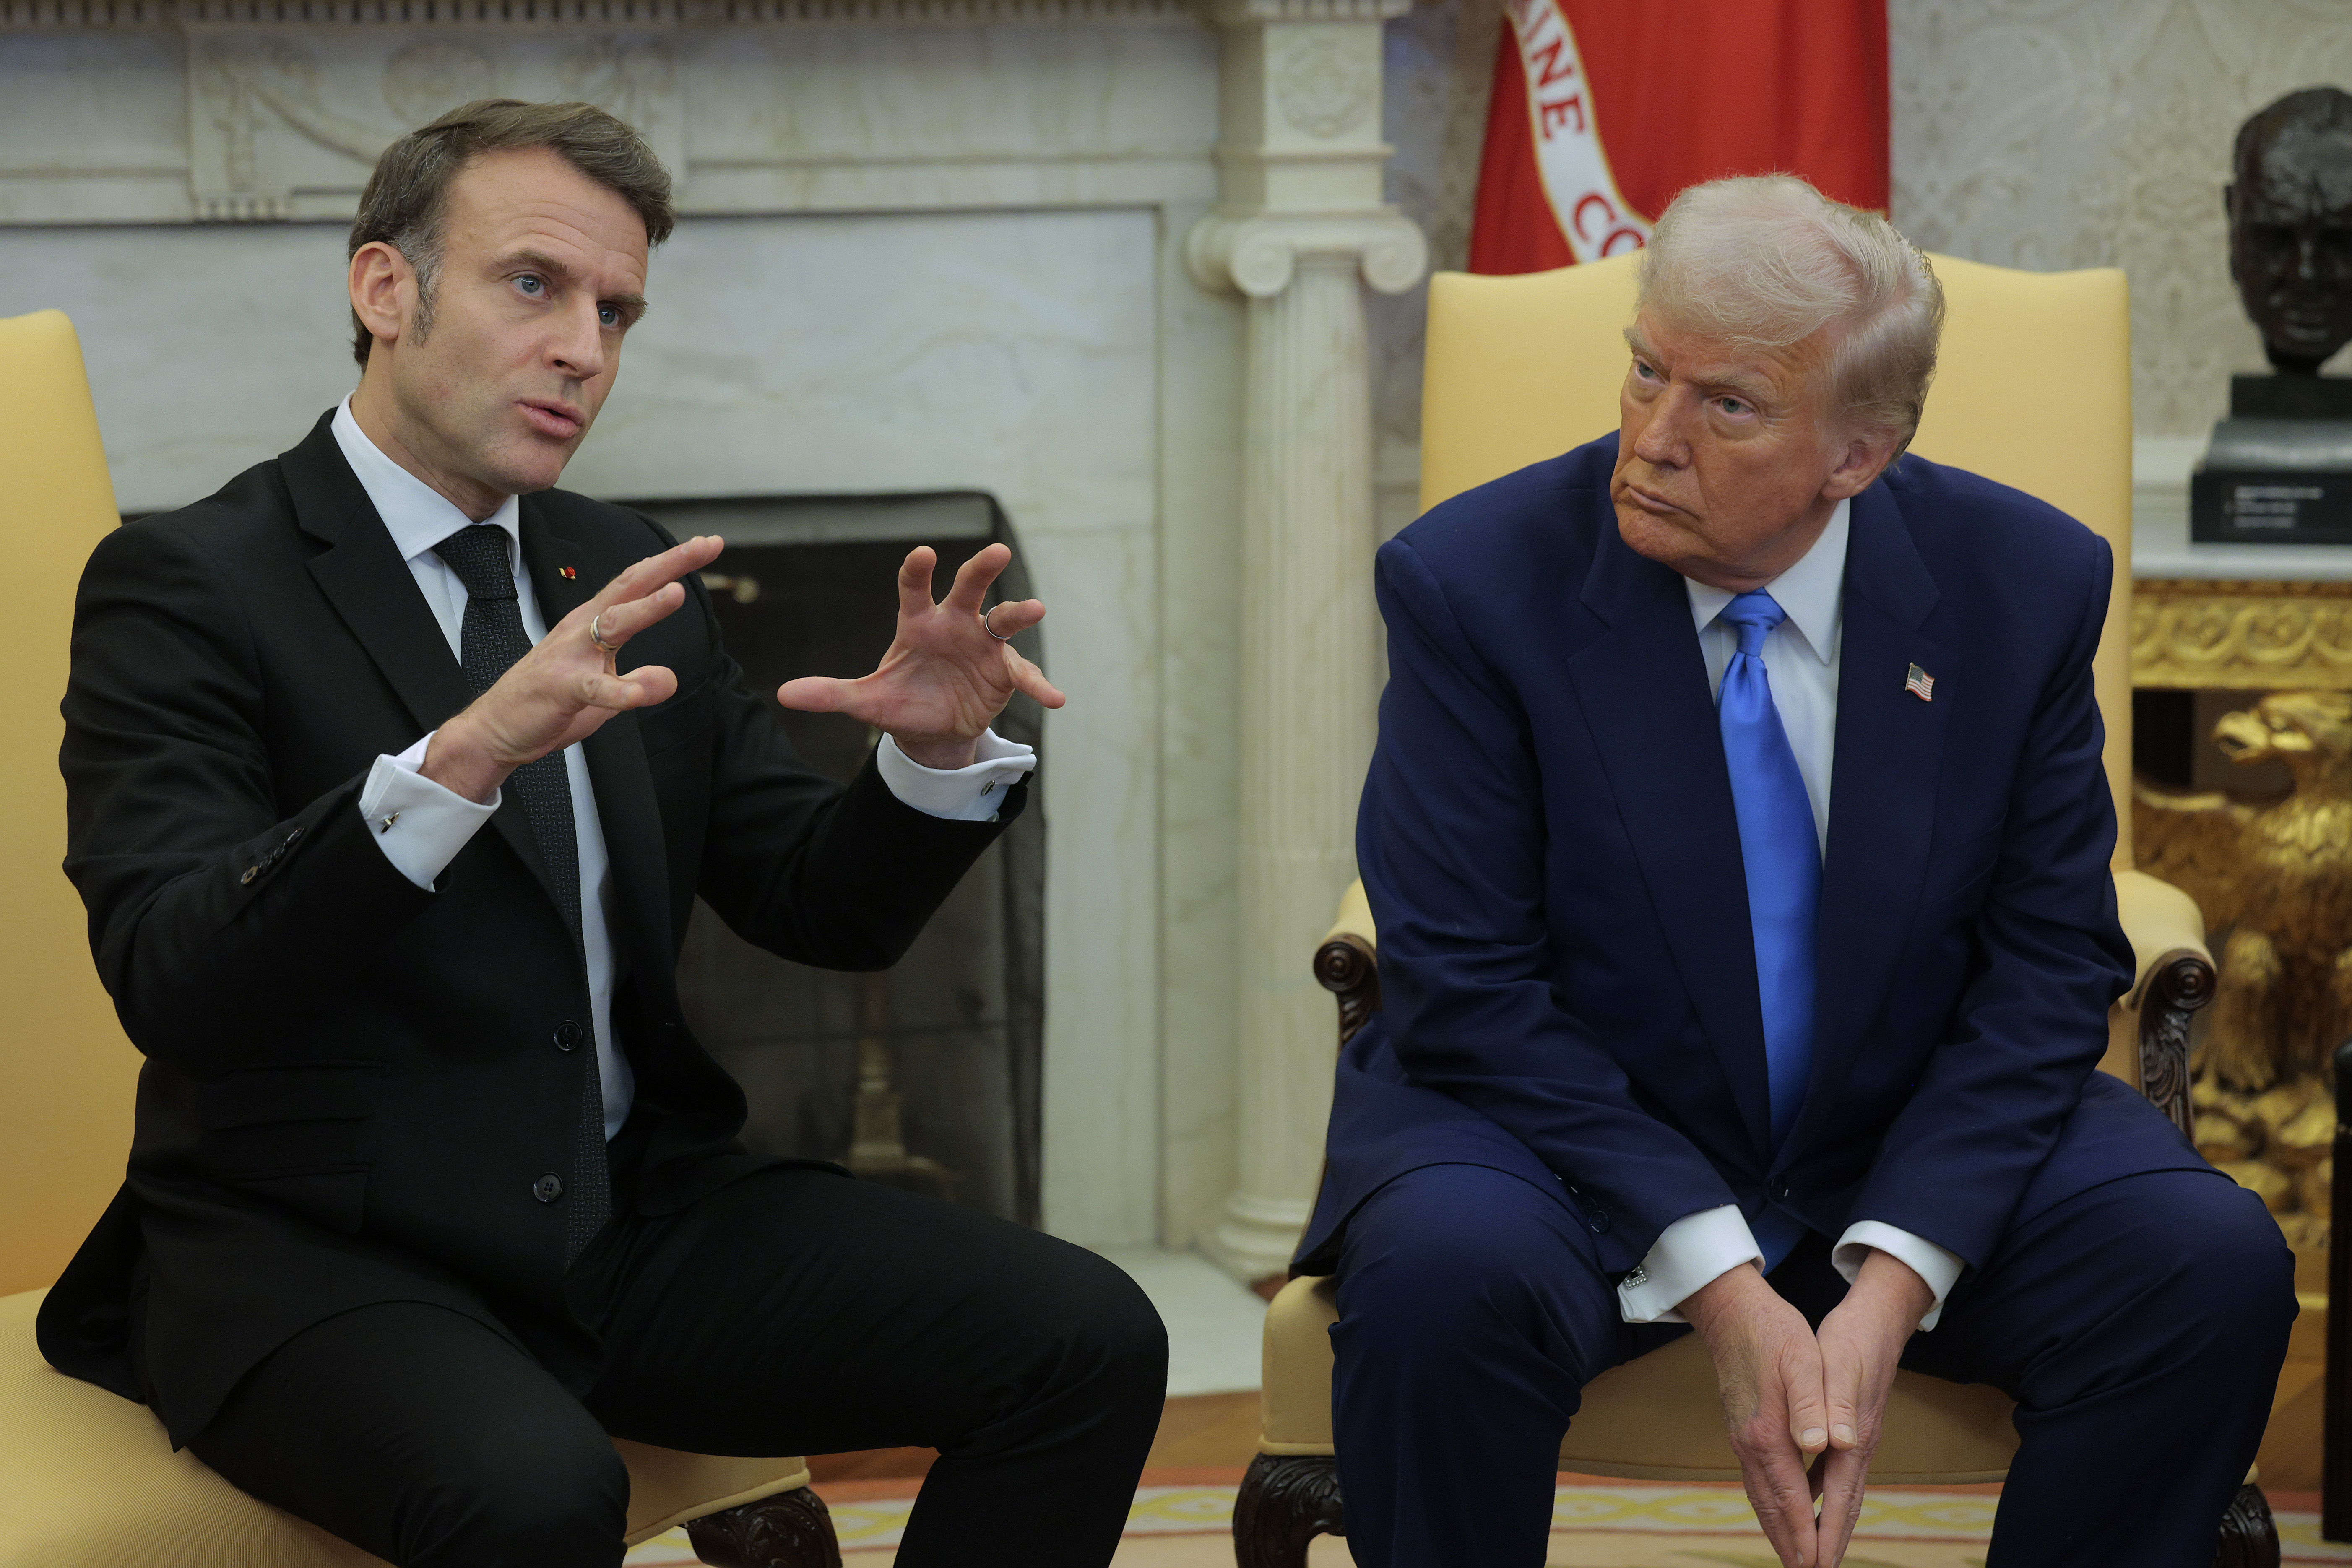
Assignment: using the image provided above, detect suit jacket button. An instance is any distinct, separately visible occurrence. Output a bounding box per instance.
[553,1021,583,1051]
[1774,1184,1792,1201]
[1587,1210,1610,1235]
[533,1174,565,1203]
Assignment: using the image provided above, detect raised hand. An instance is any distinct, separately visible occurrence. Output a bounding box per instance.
[424,534,724,803]
[1683,1263,1832,1568]
[776,542,1064,770]
[1809,1250,1933,1567]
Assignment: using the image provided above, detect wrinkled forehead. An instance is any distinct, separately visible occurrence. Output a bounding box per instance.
[1629,312,1830,405]
[446,147,651,286]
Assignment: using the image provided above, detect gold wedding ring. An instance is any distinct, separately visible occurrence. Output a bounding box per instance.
[588,613,623,656]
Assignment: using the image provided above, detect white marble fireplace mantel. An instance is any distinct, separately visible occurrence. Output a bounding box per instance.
[0,0,1422,1267]
[0,0,1225,226]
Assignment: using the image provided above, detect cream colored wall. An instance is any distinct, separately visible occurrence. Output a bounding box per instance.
[1888,0,2352,439]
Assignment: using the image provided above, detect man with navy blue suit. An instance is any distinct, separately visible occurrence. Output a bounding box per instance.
[1301,176,2295,1568]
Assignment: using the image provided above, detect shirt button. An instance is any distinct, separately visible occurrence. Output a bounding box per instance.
[533,1174,565,1203]
[553,1021,583,1051]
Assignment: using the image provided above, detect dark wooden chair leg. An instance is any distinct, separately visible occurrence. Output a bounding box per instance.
[1233,1452,1344,1568]
[2213,1481,2280,1568]
[686,1487,843,1568]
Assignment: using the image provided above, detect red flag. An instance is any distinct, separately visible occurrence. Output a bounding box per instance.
[1469,0,1889,274]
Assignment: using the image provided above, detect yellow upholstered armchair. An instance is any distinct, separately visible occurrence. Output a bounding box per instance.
[0,309,843,1568]
[1232,257,2280,1568]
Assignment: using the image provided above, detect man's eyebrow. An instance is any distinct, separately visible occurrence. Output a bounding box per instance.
[1702,368,1777,404]
[1620,325,1776,405]
[500,247,649,319]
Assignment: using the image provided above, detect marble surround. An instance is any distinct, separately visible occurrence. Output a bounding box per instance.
[0,0,1424,1251]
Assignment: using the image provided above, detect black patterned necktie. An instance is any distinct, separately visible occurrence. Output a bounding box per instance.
[432,524,611,1261]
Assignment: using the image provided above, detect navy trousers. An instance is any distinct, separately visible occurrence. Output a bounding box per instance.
[1330,1159,2295,1568]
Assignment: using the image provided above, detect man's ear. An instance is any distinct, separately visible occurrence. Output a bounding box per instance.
[1821,425,1905,503]
[349,241,412,357]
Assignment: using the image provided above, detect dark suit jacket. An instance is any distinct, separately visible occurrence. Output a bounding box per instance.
[38,413,1019,1445]
[1297,433,2208,1280]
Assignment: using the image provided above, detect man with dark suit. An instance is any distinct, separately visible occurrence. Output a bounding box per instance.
[1299,176,2295,1568]
[37,98,1166,1568]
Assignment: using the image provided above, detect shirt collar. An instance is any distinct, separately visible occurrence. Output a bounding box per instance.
[331,395,521,572]
[1683,496,1850,666]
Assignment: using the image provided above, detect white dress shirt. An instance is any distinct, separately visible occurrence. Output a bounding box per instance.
[330,397,1036,1138]
[1613,499,1966,1331]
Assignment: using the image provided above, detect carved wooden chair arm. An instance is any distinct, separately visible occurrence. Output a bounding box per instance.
[2131,945,2217,1139]
[1316,880,1380,1048]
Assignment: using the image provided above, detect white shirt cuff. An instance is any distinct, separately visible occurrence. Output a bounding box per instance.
[874,728,1036,822]
[359,731,501,891]
[1833,1222,1966,1331]
[1617,1204,1763,1324]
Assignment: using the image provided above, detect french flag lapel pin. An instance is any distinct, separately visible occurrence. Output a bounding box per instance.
[1904,662,1935,702]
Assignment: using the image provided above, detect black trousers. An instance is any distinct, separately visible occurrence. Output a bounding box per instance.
[185,1166,1169,1568]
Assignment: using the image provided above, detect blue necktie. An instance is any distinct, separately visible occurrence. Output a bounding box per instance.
[1717,592,1819,1266]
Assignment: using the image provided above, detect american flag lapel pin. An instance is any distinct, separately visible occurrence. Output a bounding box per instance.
[1905,662,1935,702]
[560,566,578,580]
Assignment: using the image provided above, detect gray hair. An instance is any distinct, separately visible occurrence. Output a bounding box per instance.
[1635,174,1944,451]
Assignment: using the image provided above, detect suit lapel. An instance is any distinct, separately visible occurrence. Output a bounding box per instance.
[1780,480,1958,1165]
[287,415,562,907]
[1567,515,1774,1164]
[519,500,673,979]
[289,416,478,744]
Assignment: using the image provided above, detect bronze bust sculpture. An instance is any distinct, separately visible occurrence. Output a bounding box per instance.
[2195,87,2352,541]
[2227,86,2352,376]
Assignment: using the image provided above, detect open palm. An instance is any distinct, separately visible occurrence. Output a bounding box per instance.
[776,543,1062,769]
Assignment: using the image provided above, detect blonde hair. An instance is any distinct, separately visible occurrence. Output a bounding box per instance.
[1636,175,1944,451]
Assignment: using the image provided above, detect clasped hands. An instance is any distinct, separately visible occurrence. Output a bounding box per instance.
[1680,1249,1934,1568]
[423,534,1063,804]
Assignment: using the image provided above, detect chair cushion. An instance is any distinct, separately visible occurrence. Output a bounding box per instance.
[0,1289,809,1563]
[1260,1274,2018,1484]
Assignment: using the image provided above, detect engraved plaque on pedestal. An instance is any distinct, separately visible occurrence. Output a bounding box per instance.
[2191,374,2352,544]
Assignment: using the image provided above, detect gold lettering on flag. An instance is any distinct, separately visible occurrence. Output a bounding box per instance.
[1503,0,1650,263]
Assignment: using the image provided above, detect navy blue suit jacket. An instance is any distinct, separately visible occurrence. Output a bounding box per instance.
[1297,433,2208,1282]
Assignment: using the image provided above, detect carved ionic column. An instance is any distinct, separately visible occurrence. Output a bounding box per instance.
[1188,0,1426,1281]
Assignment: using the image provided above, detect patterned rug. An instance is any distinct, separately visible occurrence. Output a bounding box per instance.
[616,1479,2352,1565]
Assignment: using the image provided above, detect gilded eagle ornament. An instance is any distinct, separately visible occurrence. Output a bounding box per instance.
[2133,691,2347,1247]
